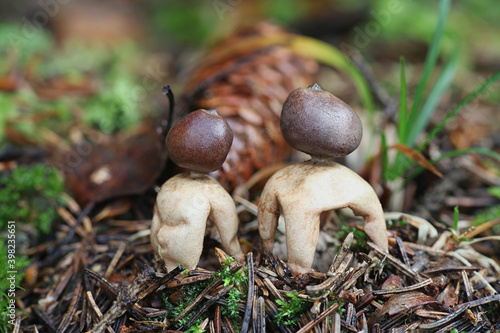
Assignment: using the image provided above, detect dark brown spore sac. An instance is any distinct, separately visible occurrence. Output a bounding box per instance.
[166,109,233,173]
[280,83,363,158]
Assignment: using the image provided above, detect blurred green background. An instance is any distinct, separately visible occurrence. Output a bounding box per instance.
[1,0,499,142]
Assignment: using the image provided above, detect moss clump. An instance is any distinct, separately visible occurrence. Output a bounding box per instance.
[274,292,310,326]
[0,164,64,235]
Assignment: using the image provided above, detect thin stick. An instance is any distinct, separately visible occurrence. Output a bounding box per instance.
[257,296,266,333]
[395,236,411,268]
[166,273,214,288]
[58,280,82,332]
[372,278,433,295]
[419,304,469,330]
[86,291,115,333]
[296,303,339,333]
[86,291,104,318]
[423,266,481,274]
[138,265,183,301]
[12,318,21,333]
[182,285,234,329]
[241,252,254,333]
[329,232,353,275]
[104,241,128,279]
[63,201,95,243]
[368,242,419,280]
[215,306,221,333]
[162,85,175,137]
[91,266,156,333]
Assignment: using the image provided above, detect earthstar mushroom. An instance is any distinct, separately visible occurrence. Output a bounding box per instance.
[151,109,244,271]
[258,84,388,275]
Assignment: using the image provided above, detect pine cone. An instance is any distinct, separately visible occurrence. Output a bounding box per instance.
[183,23,318,191]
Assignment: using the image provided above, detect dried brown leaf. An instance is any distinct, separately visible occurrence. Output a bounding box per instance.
[375,291,437,320]
[391,143,443,178]
[54,123,164,206]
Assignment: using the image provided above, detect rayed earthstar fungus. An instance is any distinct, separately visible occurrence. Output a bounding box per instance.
[258,83,388,275]
[151,108,244,271]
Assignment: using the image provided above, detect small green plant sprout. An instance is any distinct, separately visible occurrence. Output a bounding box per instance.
[215,257,248,288]
[453,206,460,233]
[0,23,53,69]
[449,206,472,244]
[184,319,208,333]
[274,292,311,326]
[0,164,64,236]
[336,303,346,316]
[214,256,247,328]
[40,42,146,134]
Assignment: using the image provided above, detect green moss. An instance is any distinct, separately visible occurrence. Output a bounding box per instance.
[163,280,210,330]
[214,258,247,329]
[0,164,64,235]
[214,257,248,288]
[274,292,310,326]
[0,21,147,137]
[0,22,53,70]
[163,258,248,331]
[337,223,369,252]
[82,73,142,133]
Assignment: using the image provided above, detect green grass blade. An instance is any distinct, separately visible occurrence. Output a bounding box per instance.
[433,147,500,163]
[453,206,460,231]
[489,187,500,200]
[398,57,408,142]
[419,71,500,151]
[406,43,459,146]
[401,147,500,189]
[380,131,389,181]
[407,0,451,130]
[290,36,374,113]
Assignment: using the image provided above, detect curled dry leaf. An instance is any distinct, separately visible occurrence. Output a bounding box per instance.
[53,122,165,206]
[373,291,437,322]
[391,143,443,178]
[436,283,458,307]
[380,276,403,295]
